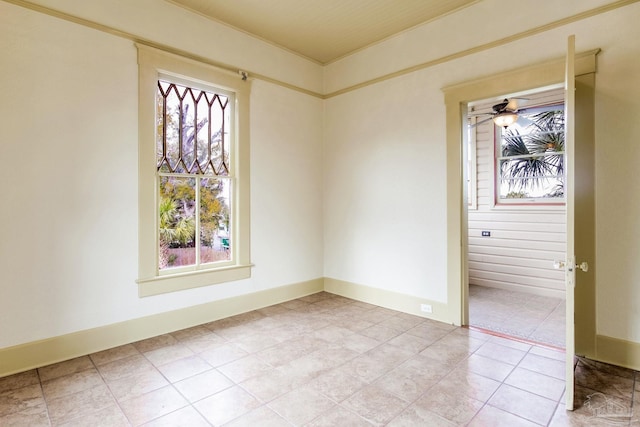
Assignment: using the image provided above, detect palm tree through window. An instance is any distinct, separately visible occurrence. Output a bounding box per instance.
[496,105,565,204]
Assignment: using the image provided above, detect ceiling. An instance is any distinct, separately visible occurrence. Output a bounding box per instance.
[168,0,478,64]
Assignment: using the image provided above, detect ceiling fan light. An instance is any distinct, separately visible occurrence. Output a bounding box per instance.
[493,111,518,127]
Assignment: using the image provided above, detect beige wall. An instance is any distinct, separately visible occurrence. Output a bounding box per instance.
[0,1,324,349]
[1,0,639,359]
[323,1,640,343]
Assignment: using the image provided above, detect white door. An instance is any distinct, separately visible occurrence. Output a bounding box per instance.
[564,34,577,411]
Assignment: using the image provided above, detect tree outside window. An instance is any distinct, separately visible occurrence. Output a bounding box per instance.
[496,107,565,204]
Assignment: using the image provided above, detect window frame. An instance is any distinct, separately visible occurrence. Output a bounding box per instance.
[136,44,252,297]
[466,116,478,210]
[492,104,566,208]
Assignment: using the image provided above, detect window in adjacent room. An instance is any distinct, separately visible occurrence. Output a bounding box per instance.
[137,45,251,296]
[495,104,565,205]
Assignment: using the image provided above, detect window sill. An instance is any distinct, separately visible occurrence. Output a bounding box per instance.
[137,264,253,297]
[491,201,565,211]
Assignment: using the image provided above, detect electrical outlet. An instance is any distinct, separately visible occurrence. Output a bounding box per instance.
[420,304,432,313]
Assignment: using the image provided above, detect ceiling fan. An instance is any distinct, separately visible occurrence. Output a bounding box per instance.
[468,98,526,128]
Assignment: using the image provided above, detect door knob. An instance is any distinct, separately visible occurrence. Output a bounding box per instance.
[571,261,589,272]
[553,260,588,272]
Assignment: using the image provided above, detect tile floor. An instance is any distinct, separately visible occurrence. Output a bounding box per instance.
[1,292,638,426]
[469,284,566,348]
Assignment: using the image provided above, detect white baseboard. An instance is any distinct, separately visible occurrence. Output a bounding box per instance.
[0,278,323,377]
[4,276,636,378]
[594,334,640,371]
[324,277,451,324]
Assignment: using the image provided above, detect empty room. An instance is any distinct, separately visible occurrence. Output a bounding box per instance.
[1,0,639,425]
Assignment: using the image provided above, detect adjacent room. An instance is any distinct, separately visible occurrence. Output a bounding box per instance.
[1,0,639,425]
[467,88,568,349]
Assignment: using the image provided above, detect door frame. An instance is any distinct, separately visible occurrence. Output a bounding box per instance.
[442,50,598,327]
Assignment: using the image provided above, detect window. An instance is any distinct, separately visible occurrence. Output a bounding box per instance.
[495,105,565,205]
[156,80,232,271]
[137,45,251,297]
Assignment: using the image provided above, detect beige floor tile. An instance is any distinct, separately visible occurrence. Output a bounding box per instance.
[181,331,228,354]
[133,334,178,353]
[217,354,273,383]
[46,384,115,425]
[170,325,216,342]
[419,340,474,368]
[119,385,188,426]
[488,383,558,425]
[279,298,311,310]
[143,343,195,367]
[550,402,630,427]
[307,405,374,426]
[193,385,260,425]
[468,404,541,427]
[107,369,169,402]
[438,367,501,402]
[57,403,129,427]
[364,343,416,369]
[156,355,212,383]
[529,345,566,361]
[5,292,640,427]
[225,405,291,427]
[37,356,94,382]
[268,386,336,425]
[0,383,45,416]
[519,352,566,380]
[387,404,456,427]
[489,335,533,352]
[505,366,566,401]
[341,383,409,426]
[42,368,103,400]
[460,353,515,382]
[342,354,395,384]
[572,384,634,422]
[374,355,447,402]
[238,368,298,402]
[89,344,140,366]
[141,405,209,427]
[0,402,50,427]
[173,368,234,403]
[413,384,484,425]
[332,317,375,333]
[383,315,425,333]
[231,331,281,353]
[334,333,381,354]
[475,341,527,365]
[312,324,356,342]
[575,363,635,399]
[97,353,157,382]
[386,332,431,354]
[436,332,485,352]
[359,323,403,342]
[254,336,321,367]
[580,358,638,379]
[309,367,367,402]
[0,370,40,392]
[198,342,249,367]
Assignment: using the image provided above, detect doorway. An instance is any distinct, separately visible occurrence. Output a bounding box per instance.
[465,88,567,348]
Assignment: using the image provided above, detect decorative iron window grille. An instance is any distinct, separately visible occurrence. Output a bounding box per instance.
[156,81,230,175]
